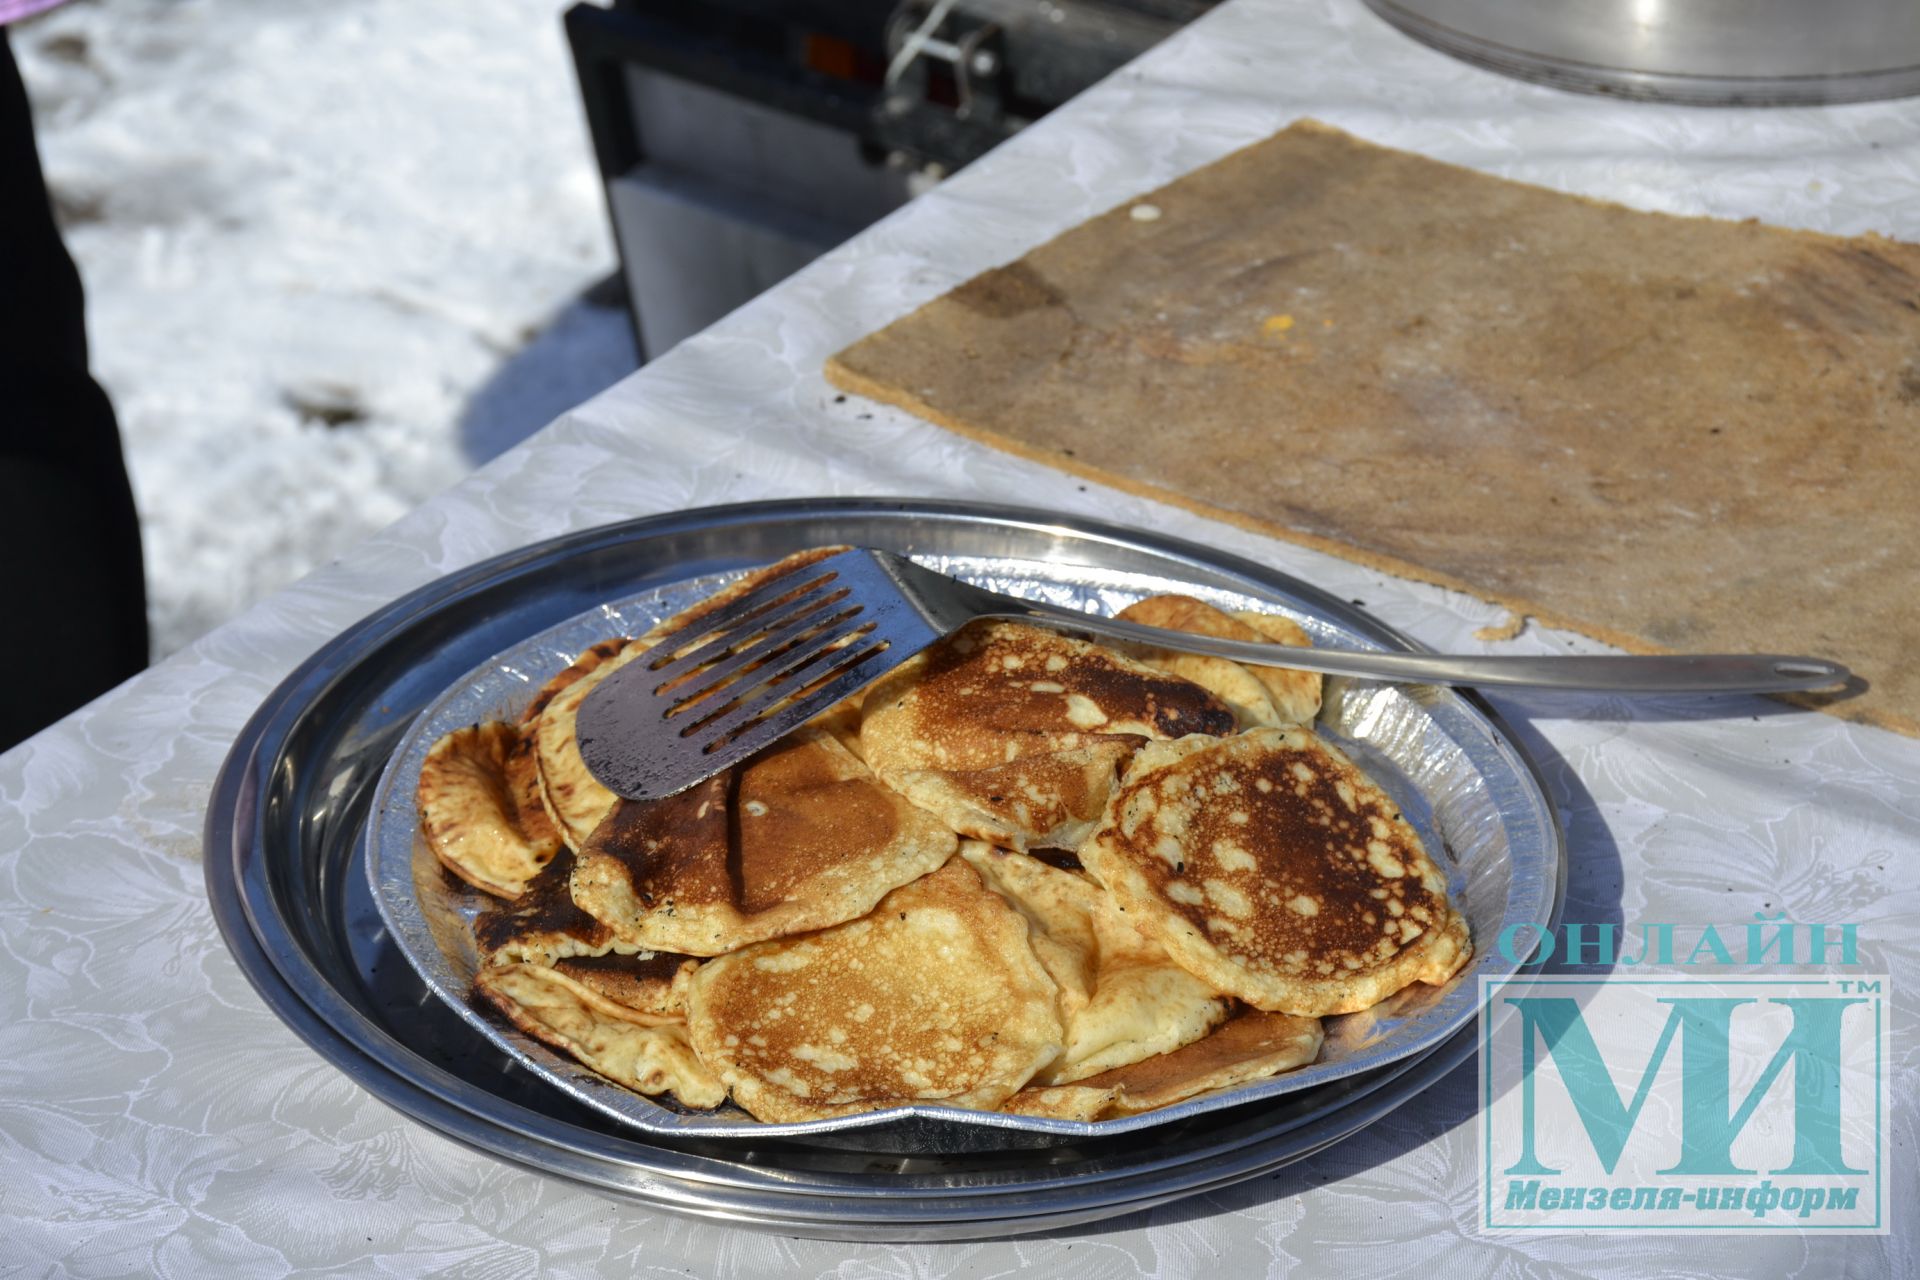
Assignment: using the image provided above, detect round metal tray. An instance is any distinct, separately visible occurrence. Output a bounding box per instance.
[366,552,1558,1151]
[205,498,1566,1238]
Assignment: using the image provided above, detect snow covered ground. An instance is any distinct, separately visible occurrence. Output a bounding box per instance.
[13,0,635,657]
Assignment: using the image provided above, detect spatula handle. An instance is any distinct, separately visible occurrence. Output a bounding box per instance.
[989,604,1848,695]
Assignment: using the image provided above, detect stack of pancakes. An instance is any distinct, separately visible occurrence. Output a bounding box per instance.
[417,550,1472,1124]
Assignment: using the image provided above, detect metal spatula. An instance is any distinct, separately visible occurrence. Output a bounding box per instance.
[574,547,1848,801]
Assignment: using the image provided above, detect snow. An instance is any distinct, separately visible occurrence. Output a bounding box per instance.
[13,0,635,657]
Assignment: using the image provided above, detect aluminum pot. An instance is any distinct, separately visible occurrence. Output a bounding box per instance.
[1365,0,1920,105]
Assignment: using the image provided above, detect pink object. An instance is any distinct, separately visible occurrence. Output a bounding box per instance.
[0,0,66,24]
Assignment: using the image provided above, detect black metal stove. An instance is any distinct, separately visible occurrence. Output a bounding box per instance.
[566,0,1215,358]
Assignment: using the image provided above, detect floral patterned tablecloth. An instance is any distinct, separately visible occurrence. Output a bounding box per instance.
[2,0,1915,1273]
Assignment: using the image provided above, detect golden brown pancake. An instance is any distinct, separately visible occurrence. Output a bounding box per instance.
[959,843,1230,1084]
[468,840,718,1105]
[524,638,631,725]
[474,846,626,966]
[860,620,1237,850]
[533,639,653,850]
[1231,611,1321,723]
[1000,1083,1121,1121]
[1004,1008,1324,1120]
[472,850,710,1099]
[475,962,725,1109]
[569,727,957,956]
[547,952,699,1021]
[1116,595,1322,727]
[474,855,696,1016]
[470,843,700,1015]
[417,721,556,898]
[683,858,1063,1122]
[958,844,1098,1023]
[813,691,867,762]
[1081,728,1471,1017]
[503,729,566,858]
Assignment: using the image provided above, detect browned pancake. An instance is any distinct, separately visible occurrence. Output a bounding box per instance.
[812,692,867,761]
[1081,728,1470,1016]
[549,952,699,1020]
[1116,595,1322,727]
[470,843,715,1104]
[1000,1082,1121,1121]
[959,843,1230,1084]
[860,620,1236,850]
[568,727,956,956]
[1018,1008,1325,1119]
[474,846,620,966]
[1079,1007,1324,1114]
[475,962,725,1108]
[522,638,631,727]
[417,721,556,898]
[533,639,655,849]
[477,892,695,1021]
[503,729,565,860]
[683,858,1063,1122]
[466,839,718,1100]
[518,637,630,853]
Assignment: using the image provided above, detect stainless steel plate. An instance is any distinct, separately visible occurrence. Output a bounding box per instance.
[205,498,1566,1236]
[367,552,1558,1150]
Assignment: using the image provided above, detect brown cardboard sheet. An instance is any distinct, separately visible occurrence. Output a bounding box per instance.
[827,121,1919,734]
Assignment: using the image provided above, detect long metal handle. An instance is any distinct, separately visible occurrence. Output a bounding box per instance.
[988,602,1849,694]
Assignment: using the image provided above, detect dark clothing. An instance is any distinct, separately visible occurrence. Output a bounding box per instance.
[1,26,149,751]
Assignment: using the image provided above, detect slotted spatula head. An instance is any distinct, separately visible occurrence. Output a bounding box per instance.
[575,548,966,801]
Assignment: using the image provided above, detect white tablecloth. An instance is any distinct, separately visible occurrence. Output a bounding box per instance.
[4,1,1916,1273]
